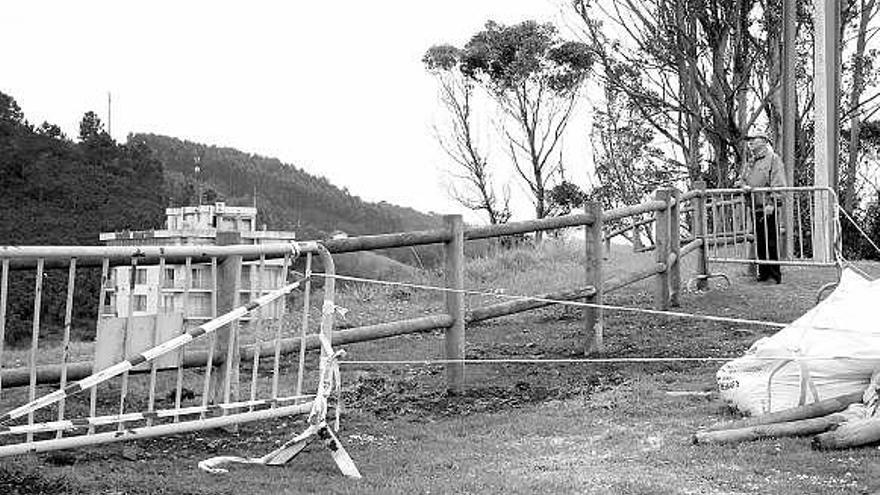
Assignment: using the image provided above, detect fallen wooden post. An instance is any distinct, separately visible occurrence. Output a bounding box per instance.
[813,417,880,450]
[604,263,665,294]
[693,413,849,445]
[704,391,863,432]
[467,287,596,323]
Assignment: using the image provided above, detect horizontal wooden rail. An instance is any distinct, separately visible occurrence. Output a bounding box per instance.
[277,211,601,256]
[604,217,655,242]
[680,190,702,201]
[322,229,451,254]
[0,362,95,388]
[263,314,457,354]
[680,239,703,257]
[466,287,596,322]
[466,213,595,240]
[604,201,667,223]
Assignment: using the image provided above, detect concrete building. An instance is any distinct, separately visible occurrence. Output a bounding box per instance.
[99,202,296,327]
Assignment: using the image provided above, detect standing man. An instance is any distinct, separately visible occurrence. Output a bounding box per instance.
[739,134,787,283]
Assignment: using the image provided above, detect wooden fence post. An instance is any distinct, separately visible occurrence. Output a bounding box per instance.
[693,181,710,290]
[654,189,671,310]
[211,231,242,407]
[669,188,681,307]
[584,202,604,355]
[444,215,465,394]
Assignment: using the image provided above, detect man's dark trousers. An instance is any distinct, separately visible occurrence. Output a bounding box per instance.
[754,210,781,282]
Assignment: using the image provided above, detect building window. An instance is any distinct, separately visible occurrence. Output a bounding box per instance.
[220,217,236,231]
[162,268,175,288]
[189,293,212,317]
[133,295,148,312]
[104,293,117,315]
[241,265,252,290]
[191,266,212,289]
[134,268,148,285]
[162,295,176,312]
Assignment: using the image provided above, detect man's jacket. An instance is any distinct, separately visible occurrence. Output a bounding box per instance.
[742,145,787,210]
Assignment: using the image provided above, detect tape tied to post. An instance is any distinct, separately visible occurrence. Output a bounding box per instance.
[322,301,349,319]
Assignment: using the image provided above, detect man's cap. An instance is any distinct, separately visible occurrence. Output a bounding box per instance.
[746,132,771,143]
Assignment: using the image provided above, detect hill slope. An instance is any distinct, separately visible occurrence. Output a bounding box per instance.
[131,133,441,241]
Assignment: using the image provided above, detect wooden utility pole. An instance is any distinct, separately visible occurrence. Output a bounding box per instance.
[107,92,112,138]
[782,0,796,260]
[813,0,840,262]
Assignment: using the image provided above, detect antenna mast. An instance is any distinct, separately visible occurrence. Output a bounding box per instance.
[107,92,112,137]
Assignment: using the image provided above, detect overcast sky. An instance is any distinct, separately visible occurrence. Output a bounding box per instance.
[3,1,592,223]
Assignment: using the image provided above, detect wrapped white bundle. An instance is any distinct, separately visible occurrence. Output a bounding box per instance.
[718,269,880,416]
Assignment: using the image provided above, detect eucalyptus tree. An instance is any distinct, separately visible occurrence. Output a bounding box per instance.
[459,21,593,228]
[423,44,511,225]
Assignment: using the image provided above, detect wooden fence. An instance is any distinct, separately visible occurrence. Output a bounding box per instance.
[0,187,702,399]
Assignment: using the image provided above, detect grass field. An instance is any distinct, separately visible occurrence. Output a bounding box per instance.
[3,240,880,494]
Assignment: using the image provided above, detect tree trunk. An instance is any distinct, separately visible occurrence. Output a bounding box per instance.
[764,0,784,147]
[675,0,702,181]
[844,0,876,213]
[534,195,545,243]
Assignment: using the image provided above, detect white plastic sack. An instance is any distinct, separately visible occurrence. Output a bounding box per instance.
[717,268,880,416]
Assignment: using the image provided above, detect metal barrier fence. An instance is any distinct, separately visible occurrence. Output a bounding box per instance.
[0,242,333,456]
[602,185,841,272]
[700,186,840,267]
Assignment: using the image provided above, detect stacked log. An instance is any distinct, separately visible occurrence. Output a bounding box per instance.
[693,392,864,445]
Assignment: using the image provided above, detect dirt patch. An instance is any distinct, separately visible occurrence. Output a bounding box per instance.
[346,361,627,422]
[348,375,559,420]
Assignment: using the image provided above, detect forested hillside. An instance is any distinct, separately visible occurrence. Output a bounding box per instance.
[0,91,441,344]
[132,133,440,240]
[0,97,165,245]
[0,91,166,342]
